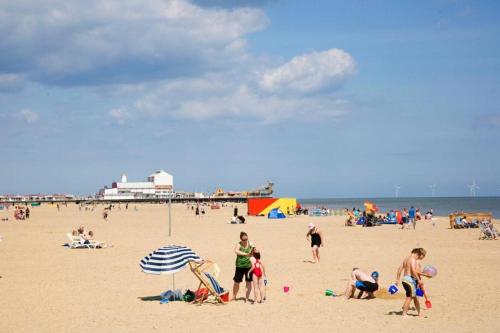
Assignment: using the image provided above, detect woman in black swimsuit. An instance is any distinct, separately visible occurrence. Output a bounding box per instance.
[306,223,323,263]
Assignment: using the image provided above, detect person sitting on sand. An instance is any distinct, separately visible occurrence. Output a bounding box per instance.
[345,216,354,227]
[481,219,498,239]
[77,226,85,236]
[80,230,112,248]
[81,230,95,244]
[394,248,428,317]
[344,268,379,300]
[306,223,323,263]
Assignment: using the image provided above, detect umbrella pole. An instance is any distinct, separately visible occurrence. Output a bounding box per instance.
[168,196,172,237]
[173,274,175,290]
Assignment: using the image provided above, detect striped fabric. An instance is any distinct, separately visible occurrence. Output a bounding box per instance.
[204,272,224,294]
[140,245,201,275]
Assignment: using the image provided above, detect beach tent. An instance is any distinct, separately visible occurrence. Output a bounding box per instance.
[247,197,297,216]
[268,208,286,219]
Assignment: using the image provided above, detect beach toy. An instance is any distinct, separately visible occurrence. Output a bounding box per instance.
[416,288,424,297]
[325,289,336,297]
[425,299,432,309]
[423,265,438,278]
[388,284,398,294]
[220,292,230,302]
[283,286,290,293]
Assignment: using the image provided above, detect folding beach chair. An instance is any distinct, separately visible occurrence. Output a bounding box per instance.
[478,222,496,240]
[454,217,465,229]
[66,233,100,249]
[189,260,228,305]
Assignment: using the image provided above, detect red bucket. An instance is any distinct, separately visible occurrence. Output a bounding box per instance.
[220,292,229,302]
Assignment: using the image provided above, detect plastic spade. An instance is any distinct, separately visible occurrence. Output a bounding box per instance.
[421,286,432,309]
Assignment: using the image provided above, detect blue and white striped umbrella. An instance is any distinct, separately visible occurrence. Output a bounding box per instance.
[140,245,202,275]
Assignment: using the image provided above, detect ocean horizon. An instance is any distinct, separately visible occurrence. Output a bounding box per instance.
[298,196,500,217]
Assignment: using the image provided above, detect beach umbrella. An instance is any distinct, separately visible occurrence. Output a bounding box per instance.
[364,201,379,214]
[140,245,202,289]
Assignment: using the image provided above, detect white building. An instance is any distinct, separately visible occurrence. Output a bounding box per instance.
[99,170,174,200]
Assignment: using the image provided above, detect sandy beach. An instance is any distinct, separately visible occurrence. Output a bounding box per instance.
[0,203,498,333]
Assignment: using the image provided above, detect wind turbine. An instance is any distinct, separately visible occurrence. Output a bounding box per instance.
[468,180,479,197]
[394,185,401,198]
[429,184,437,197]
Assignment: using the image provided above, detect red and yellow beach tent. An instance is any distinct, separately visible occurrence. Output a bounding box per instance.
[247,198,297,216]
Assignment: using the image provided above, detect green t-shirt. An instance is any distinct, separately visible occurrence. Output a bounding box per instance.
[236,242,252,268]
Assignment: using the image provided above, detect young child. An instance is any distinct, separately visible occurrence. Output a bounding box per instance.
[394,248,428,317]
[249,249,266,303]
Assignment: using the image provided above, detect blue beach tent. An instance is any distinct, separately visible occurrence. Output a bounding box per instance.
[268,208,286,219]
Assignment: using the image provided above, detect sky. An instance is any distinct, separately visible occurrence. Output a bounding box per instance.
[1,0,499,198]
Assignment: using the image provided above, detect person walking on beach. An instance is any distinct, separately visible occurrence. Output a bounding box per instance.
[306,223,323,263]
[408,206,416,229]
[400,208,408,229]
[232,232,253,302]
[394,248,427,317]
[25,207,30,220]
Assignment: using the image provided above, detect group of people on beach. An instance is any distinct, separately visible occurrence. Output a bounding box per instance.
[344,206,434,228]
[71,226,97,245]
[336,247,431,317]
[14,206,30,220]
[230,224,431,316]
[70,226,112,248]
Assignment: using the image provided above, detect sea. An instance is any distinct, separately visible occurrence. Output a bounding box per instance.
[299,197,500,217]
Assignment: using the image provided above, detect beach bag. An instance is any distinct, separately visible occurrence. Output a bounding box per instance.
[183,289,195,302]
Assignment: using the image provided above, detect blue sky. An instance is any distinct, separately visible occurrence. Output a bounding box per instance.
[1,0,499,198]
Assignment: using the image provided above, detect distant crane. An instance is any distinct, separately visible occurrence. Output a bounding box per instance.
[394,185,401,198]
[429,184,437,197]
[468,180,479,197]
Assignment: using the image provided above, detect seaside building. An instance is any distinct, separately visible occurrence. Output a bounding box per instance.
[99,170,174,200]
[0,194,76,202]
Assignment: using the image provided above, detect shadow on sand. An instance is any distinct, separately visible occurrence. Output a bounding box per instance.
[138,295,163,302]
[386,310,419,317]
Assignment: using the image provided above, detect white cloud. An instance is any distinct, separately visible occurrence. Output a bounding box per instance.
[0,0,268,85]
[109,107,131,124]
[16,108,39,124]
[131,62,353,123]
[0,2,357,124]
[259,49,356,94]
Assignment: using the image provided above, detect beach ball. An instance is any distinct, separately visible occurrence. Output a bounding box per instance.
[423,265,437,278]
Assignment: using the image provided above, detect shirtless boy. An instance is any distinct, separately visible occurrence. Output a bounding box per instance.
[394,248,427,317]
[345,268,379,300]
